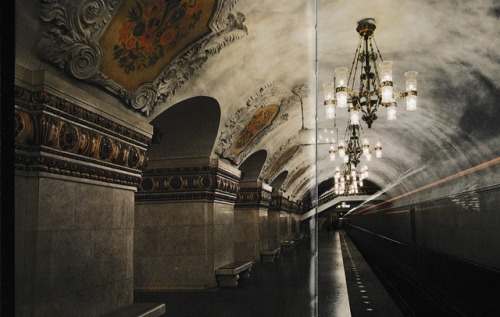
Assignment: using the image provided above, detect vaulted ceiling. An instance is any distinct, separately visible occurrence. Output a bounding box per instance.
[29,0,500,205]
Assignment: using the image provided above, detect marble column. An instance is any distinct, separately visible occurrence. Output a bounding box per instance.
[15,68,152,316]
[269,193,297,244]
[234,182,272,262]
[134,158,241,290]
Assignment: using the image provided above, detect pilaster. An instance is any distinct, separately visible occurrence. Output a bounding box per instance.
[234,182,272,262]
[134,158,241,290]
[15,67,152,317]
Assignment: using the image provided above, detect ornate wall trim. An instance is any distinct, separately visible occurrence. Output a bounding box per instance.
[15,85,151,187]
[269,193,300,213]
[235,183,272,209]
[136,163,241,204]
[37,0,247,116]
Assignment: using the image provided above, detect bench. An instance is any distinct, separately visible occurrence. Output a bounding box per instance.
[281,240,295,251]
[216,261,253,287]
[260,247,281,262]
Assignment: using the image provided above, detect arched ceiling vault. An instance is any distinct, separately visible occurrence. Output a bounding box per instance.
[31,0,500,205]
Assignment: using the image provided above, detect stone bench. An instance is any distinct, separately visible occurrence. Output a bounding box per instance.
[216,261,253,287]
[102,303,166,317]
[281,240,295,251]
[260,247,281,262]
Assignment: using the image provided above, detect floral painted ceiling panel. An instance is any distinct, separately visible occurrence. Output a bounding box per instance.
[99,0,215,91]
[230,104,280,157]
[38,0,247,115]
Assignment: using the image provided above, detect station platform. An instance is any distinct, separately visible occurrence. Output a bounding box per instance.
[135,229,402,317]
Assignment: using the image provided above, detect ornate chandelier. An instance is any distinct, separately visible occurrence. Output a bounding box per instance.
[330,119,378,196]
[322,18,418,128]
[333,163,369,196]
[329,122,382,167]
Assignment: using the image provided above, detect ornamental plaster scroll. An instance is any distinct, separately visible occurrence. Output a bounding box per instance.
[259,136,303,183]
[216,83,307,165]
[293,177,312,199]
[38,0,247,116]
[281,164,309,192]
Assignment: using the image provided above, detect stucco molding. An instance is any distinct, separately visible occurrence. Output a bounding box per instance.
[216,83,302,165]
[38,0,247,116]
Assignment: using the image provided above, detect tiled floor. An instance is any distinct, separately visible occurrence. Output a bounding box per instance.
[135,230,401,317]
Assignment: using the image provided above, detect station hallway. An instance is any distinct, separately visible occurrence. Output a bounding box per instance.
[8,0,500,316]
[134,230,403,317]
[134,227,500,317]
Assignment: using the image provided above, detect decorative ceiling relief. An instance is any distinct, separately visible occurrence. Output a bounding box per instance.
[260,137,301,183]
[216,83,304,165]
[38,0,247,116]
[293,177,312,198]
[281,164,309,192]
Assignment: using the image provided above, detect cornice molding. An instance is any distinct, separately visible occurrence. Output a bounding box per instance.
[235,184,272,209]
[15,86,151,186]
[136,164,241,204]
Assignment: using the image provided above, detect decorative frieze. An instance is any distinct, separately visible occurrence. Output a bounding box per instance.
[136,163,241,204]
[235,183,272,208]
[15,85,151,187]
[269,193,301,214]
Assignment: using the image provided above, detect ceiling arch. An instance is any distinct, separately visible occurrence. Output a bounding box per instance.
[147,96,220,160]
[270,171,288,192]
[238,150,267,183]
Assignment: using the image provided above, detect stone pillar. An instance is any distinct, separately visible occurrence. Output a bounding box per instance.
[134,158,241,290]
[290,201,303,240]
[234,182,272,262]
[269,193,296,243]
[15,68,152,316]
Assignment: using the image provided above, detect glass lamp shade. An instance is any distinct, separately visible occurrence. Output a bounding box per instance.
[343,155,349,163]
[329,146,336,161]
[365,152,372,162]
[362,138,370,155]
[338,142,345,157]
[323,82,335,101]
[325,104,335,119]
[381,85,394,103]
[405,71,418,111]
[375,142,382,158]
[386,104,397,120]
[350,108,361,125]
[299,128,316,145]
[406,95,417,111]
[335,67,349,87]
[336,91,348,108]
[379,61,393,82]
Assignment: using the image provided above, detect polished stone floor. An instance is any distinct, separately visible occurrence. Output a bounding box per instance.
[135,230,399,317]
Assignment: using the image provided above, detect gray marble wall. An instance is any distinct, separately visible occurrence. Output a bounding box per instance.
[259,209,269,252]
[134,201,234,290]
[234,208,269,262]
[280,212,291,241]
[15,175,134,317]
[268,210,281,249]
